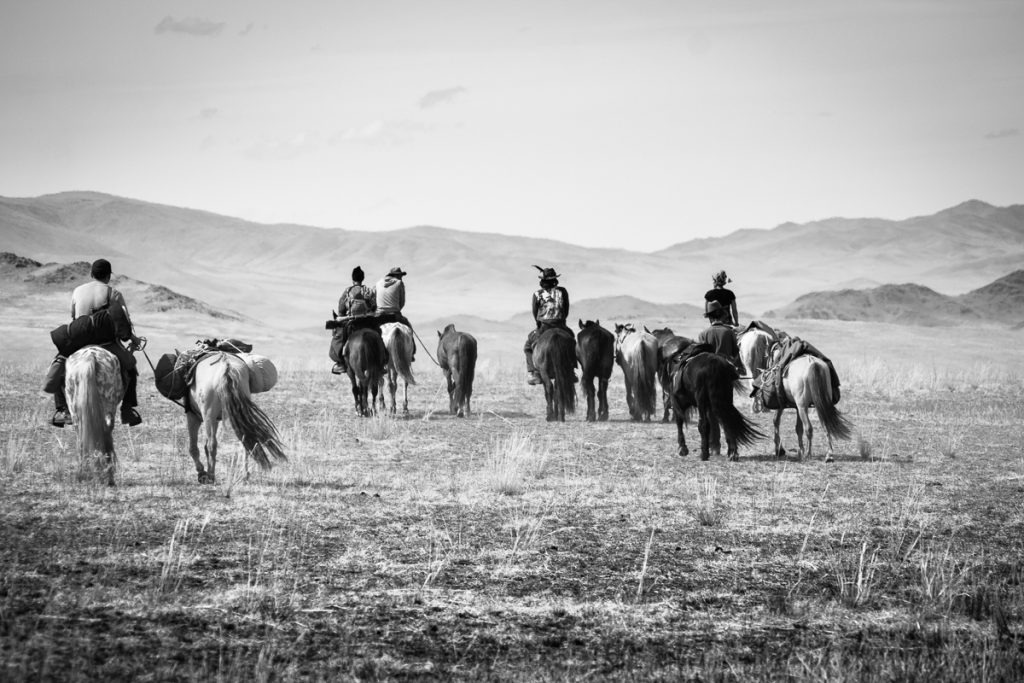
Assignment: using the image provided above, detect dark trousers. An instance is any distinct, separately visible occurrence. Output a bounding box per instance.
[45,343,137,411]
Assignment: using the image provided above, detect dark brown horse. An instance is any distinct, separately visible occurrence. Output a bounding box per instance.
[436,324,478,418]
[533,327,576,422]
[345,327,388,416]
[670,348,764,460]
[576,319,614,422]
[646,327,693,423]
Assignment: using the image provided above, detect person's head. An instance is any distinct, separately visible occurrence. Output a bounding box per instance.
[705,300,725,321]
[387,266,407,280]
[535,266,560,289]
[712,270,730,288]
[352,266,364,283]
[91,258,112,283]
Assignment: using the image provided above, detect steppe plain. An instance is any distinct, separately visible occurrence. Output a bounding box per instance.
[2,314,1023,681]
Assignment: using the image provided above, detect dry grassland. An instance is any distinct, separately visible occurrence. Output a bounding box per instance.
[2,323,1024,681]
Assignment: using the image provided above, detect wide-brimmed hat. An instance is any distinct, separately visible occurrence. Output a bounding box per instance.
[387,266,407,278]
[705,301,725,318]
[533,265,561,281]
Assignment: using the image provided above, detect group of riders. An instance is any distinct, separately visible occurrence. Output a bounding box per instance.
[43,258,743,427]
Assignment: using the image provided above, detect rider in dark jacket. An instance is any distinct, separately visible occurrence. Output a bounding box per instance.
[524,266,574,385]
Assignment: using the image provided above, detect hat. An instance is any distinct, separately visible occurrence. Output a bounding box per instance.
[533,265,561,281]
[705,301,724,318]
[91,258,112,280]
[387,266,407,278]
[352,266,364,282]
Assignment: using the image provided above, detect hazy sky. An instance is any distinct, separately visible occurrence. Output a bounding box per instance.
[1,1,1021,249]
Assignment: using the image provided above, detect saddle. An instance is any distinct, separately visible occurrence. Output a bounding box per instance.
[154,338,276,406]
[753,336,840,410]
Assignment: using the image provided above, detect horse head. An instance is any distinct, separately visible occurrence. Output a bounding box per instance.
[439,323,456,338]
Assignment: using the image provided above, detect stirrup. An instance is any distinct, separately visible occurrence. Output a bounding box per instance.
[120,409,142,427]
[527,372,542,386]
[332,362,346,375]
[51,410,72,428]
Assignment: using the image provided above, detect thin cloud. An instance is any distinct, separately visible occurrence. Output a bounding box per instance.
[335,120,432,145]
[198,107,220,120]
[984,128,1019,140]
[154,16,226,37]
[239,22,255,37]
[419,86,467,109]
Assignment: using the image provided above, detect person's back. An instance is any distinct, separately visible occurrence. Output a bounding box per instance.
[376,267,407,314]
[698,301,740,369]
[704,270,738,327]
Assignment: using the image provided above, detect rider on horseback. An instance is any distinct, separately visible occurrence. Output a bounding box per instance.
[47,258,143,427]
[374,266,415,361]
[698,300,743,372]
[330,266,376,374]
[704,270,739,327]
[524,266,574,385]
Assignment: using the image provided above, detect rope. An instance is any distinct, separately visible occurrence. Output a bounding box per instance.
[140,344,188,411]
[411,327,442,367]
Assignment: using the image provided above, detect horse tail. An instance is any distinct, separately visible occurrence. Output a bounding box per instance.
[635,340,657,420]
[704,360,764,448]
[70,356,114,458]
[553,334,577,415]
[808,361,853,441]
[392,329,417,386]
[218,359,287,470]
[448,336,476,408]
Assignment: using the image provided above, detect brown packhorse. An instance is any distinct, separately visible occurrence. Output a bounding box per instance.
[436,324,478,417]
[576,319,614,422]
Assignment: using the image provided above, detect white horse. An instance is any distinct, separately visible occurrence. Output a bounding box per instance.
[186,352,287,483]
[768,355,853,462]
[65,346,123,485]
[380,322,416,415]
[738,328,773,384]
[613,323,659,422]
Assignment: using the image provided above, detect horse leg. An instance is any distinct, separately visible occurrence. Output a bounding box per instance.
[795,407,807,461]
[387,370,397,415]
[773,409,785,458]
[697,409,712,460]
[625,381,636,421]
[186,412,211,483]
[583,375,596,422]
[823,413,835,463]
[402,379,409,416]
[544,381,557,422]
[710,418,722,458]
[676,412,689,457]
[204,419,219,484]
[598,377,609,422]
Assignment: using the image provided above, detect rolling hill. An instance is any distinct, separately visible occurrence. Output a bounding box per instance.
[765,270,1024,327]
[2,192,1021,330]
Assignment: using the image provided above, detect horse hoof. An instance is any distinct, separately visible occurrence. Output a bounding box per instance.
[825,454,834,463]
[700,453,711,461]
[457,410,465,418]
[198,472,214,484]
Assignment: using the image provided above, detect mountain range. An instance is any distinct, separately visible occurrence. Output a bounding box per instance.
[2,192,1022,331]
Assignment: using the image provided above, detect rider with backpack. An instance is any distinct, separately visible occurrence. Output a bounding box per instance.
[329,266,377,374]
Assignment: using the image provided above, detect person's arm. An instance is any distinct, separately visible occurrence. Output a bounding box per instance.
[109,290,139,347]
[366,286,377,312]
[70,293,76,321]
[562,287,570,319]
[399,282,405,310]
[531,292,540,324]
[730,300,739,327]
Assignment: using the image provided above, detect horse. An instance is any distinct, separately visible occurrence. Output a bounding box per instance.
[380,322,416,416]
[64,345,123,485]
[186,352,287,484]
[646,326,693,423]
[344,327,388,417]
[533,327,577,422]
[613,323,659,422]
[670,350,765,460]
[576,319,614,422]
[764,354,853,462]
[436,324,478,417]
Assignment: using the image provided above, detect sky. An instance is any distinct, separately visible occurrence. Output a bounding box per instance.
[1,0,1022,250]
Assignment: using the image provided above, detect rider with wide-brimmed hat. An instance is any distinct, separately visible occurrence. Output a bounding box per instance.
[524,265,574,385]
[698,300,742,370]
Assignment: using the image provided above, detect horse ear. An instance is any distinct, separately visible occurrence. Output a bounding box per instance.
[643,325,651,333]
[437,330,442,338]
[578,318,584,330]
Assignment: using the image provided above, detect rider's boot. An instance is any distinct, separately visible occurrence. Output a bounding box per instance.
[332,360,347,374]
[525,351,542,385]
[51,391,72,428]
[119,372,142,426]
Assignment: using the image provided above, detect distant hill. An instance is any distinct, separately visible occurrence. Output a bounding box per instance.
[0,252,247,321]
[2,192,1021,328]
[764,270,1024,327]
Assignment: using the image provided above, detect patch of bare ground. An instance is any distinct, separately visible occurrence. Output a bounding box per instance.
[2,352,1023,681]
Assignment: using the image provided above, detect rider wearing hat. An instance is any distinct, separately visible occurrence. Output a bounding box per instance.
[524,265,574,385]
[375,266,415,359]
[329,266,377,374]
[704,270,739,327]
[698,300,742,370]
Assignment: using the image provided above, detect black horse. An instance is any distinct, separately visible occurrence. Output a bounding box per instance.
[345,327,388,416]
[670,348,764,460]
[646,326,693,423]
[576,319,614,422]
[534,327,577,422]
[436,324,478,418]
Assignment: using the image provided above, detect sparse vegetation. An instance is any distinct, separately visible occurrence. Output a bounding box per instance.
[2,333,1024,680]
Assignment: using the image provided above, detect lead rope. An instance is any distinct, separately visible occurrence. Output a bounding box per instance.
[411,327,442,367]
